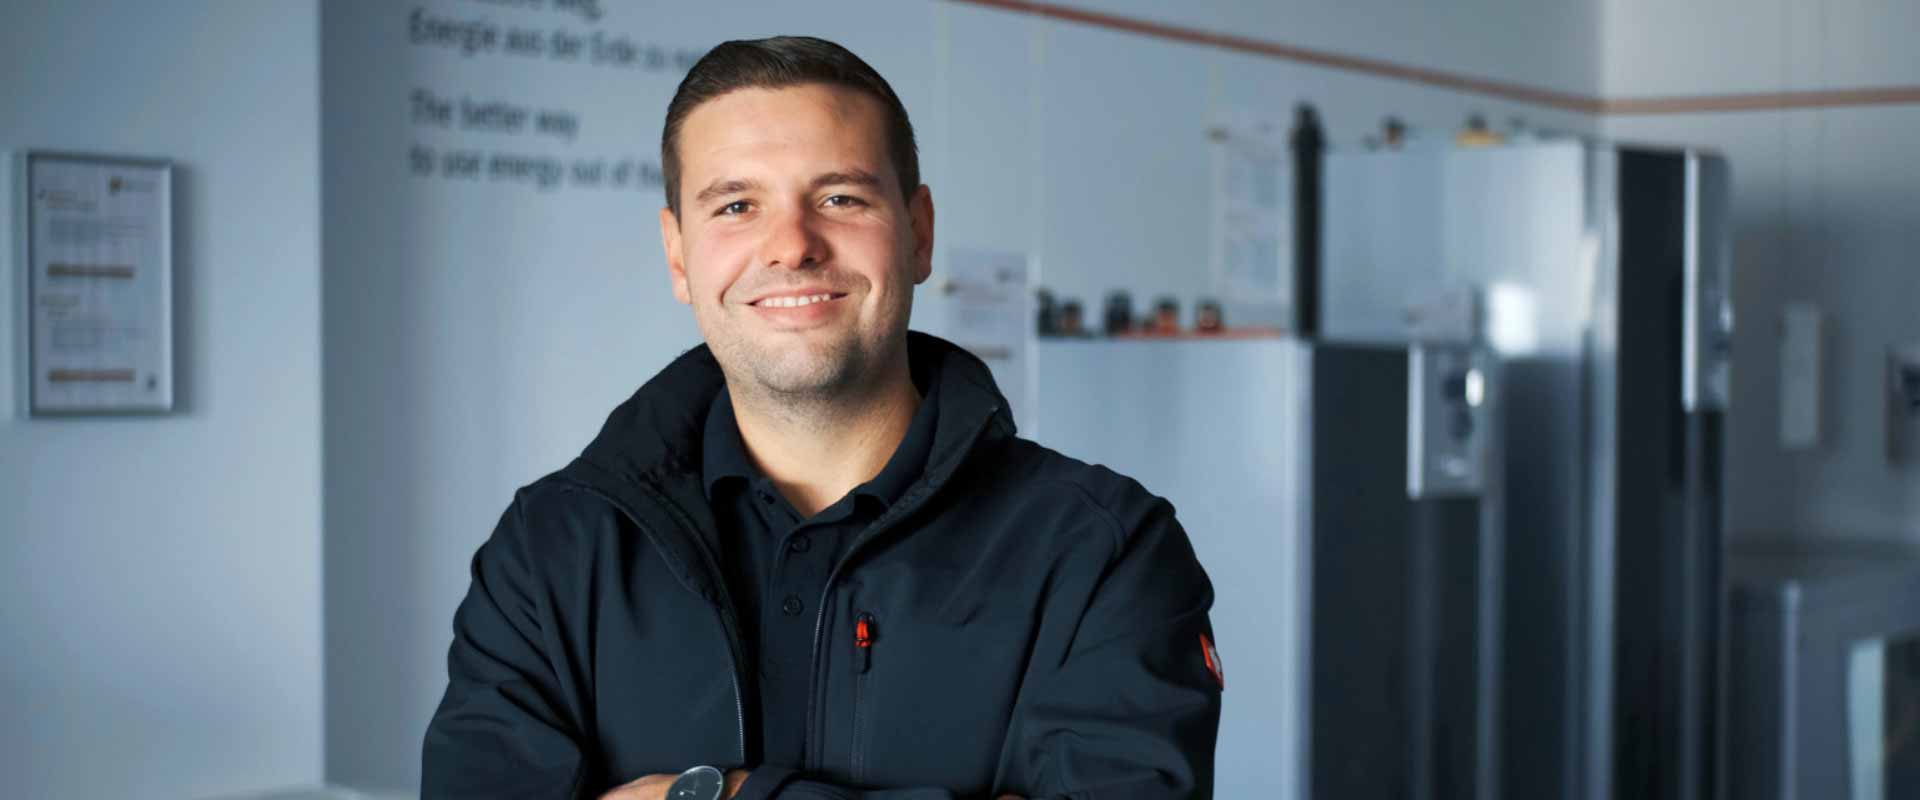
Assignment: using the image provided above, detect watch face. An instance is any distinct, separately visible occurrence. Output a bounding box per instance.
[669,766,725,800]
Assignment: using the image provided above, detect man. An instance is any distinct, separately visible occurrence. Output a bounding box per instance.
[422,36,1221,800]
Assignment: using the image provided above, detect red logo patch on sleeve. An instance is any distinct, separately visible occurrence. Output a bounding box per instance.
[1200,633,1225,689]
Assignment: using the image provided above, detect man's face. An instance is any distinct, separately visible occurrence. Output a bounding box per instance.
[660,83,934,401]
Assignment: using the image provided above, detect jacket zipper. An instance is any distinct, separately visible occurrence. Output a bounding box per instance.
[803,406,1002,769]
[629,483,750,765]
[852,611,876,781]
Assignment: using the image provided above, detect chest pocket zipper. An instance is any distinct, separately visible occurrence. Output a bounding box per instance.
[852,611,877,782]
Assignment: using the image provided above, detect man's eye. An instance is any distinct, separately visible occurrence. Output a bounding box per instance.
[717,200,752,216]
[823,194,866,208]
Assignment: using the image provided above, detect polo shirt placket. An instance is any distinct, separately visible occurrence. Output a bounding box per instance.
[702,378,939,770]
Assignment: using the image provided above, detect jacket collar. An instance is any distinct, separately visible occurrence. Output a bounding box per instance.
[700,367,942,509]
[557,332,1016,583]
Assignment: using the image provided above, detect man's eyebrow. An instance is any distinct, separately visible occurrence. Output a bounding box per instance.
[693,178,759,206]
[810,169,884,191]
[693,170,885,206]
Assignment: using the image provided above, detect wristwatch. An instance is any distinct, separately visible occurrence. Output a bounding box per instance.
[666,765,727,800]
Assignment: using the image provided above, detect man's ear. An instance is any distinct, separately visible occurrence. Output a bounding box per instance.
[908,184,935,285]
[660,206,691,305]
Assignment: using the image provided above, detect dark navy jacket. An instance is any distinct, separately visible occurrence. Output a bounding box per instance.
[421,333,1221,799]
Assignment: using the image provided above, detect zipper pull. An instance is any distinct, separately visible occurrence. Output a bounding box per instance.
[855,612,876,674]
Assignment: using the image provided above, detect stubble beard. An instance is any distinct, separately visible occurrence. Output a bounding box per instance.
[710,320,905,429]
[742,330,867,402]
[697,263,917,427]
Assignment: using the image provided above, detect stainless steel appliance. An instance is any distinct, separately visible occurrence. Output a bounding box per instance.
[1028,336,1501,800]
[1321,139,1734,800]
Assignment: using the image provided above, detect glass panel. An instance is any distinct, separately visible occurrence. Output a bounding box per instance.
[1851,632,1920,800]
[1887,636,1920,797]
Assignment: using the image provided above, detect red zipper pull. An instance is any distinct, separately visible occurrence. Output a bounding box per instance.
[855,612,876,674]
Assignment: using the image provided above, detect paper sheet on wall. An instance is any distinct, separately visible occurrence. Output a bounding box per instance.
[27,155,173,414]
[1209,113,1292,321]
[944,248,1032,420]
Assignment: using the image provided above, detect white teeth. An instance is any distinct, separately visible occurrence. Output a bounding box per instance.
[761,293,834,308]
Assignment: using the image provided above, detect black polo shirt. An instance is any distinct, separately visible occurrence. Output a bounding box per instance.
[701,375,939,770]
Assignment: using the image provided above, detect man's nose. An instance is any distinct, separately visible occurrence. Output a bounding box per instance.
[756,206,828,270]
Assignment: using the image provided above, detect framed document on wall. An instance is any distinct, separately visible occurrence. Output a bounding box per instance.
[22,151,174,415]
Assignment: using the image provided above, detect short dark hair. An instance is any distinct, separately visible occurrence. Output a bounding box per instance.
[661,36,920,218]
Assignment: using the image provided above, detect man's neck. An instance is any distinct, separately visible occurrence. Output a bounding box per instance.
[729,361,921,518]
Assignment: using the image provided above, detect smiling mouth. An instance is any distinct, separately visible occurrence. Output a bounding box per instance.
[751,292,847,308]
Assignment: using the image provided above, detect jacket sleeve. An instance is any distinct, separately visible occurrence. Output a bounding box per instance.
[998,494,1223,799]
[422,494,598,799]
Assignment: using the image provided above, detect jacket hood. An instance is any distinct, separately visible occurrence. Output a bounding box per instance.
[561,331,1016,511]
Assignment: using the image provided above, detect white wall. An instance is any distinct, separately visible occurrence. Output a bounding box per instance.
[318,0,1600,792]
[1602,0,1918,97]
[947,2,1600,308]
[1602,0,1920,540]
[0,1,324,798]
[1046,0,1603,97]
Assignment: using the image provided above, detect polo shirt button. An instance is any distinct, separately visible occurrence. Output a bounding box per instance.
[760,492,775,505]
[782,595,804,616]
[788,535,812,554]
